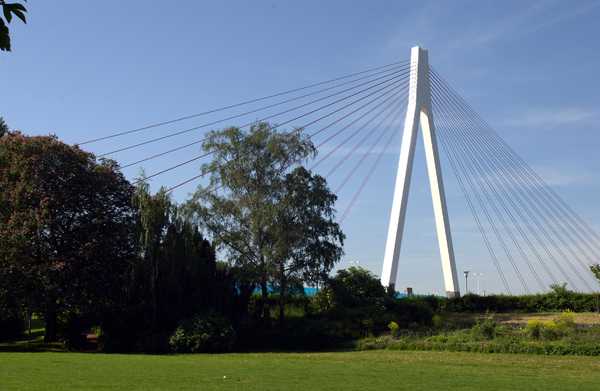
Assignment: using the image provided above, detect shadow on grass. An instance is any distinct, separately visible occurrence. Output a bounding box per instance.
[0,326,66,353]
[0,339,66,353]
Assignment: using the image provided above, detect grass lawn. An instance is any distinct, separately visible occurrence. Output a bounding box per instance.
[1,350,600,390]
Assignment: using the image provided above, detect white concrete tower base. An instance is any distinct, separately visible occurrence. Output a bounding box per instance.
[380,46,460,298]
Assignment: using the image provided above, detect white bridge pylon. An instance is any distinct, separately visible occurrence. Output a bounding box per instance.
[381,46,460,297]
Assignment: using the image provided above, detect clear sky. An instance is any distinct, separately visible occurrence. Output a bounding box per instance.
[3,1,600,295]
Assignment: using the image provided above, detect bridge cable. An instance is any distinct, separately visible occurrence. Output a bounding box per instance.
[431,72,592,291]
[430,99,511,293]
[431,67,600,261]
[160,79,410,191]
[430,76,577,288]
[311,85,409,171]
[79,59,410,145]
[100,67,412,158]
[431,82,548,292]
[431,87,530,293]
[431,70,595,291]
[431,85,560,288]
[332,98,406,192]
[338,105,406,223]
[431,68,600,265]
[120,66,412,168]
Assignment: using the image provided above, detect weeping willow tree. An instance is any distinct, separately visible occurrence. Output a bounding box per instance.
[132,180,220,335]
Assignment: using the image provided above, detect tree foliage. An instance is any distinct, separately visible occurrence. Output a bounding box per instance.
[0,132,138,341]
[187,122,344,323]
[0,117,8,137]
[101,181,239,352]
[132,182,219,332]
[1,1,27,52]
[591,264,600,285]
[317,267,387,312]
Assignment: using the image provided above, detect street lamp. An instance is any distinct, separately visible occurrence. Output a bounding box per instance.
[463,271,470,294]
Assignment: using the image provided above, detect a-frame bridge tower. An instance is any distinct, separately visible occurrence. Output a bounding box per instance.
[381,46,460,297]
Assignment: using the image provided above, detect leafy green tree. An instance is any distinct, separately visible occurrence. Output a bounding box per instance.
[1,1,27,52]
[0,132,138,341]
[270,167,344,324]
[187,122,344,323]
[319,267,387,312]
[315,267,387,337]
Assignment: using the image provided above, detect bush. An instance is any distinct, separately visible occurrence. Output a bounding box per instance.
[387,299,434,327]
[432,314,444,329]
[556,310,576,330]
[169,313,235,353]
[314,267,389,336]
[526,320,544,340]
[388,321,400,338]
[421,287,600,313]
[525,312,577,342]
[471,317,498,340]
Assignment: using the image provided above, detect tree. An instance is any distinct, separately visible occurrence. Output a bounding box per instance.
[1,1,27,52]
[318,267,387,312]
[100,180,234,352]
[270,167,344,324]
[0,117,8,137]
[591,265,600,284]
[0,132,138,341]
[186,122,344,323]
[315,267,387,336]
[131,181,219,334]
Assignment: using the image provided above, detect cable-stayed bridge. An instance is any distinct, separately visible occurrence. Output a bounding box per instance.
[78,46,600,296]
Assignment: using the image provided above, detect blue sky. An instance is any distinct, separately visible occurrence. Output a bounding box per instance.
[2,0,600,295]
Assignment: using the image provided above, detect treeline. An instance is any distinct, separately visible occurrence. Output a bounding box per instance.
[406,284,600,314]
[0,131,244,350]
[0,122,344,352]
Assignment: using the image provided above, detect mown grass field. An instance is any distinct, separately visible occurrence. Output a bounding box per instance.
[2,350,600,391]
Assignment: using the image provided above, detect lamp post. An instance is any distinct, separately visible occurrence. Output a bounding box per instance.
[463,271,470,294]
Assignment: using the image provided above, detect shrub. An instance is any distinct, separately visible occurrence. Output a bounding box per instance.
[526,320,544,340]
[388,321,400,338]
[524,313,577,342]
[169,313,235,353]
[556,310,576,330]
[387,299,434,327]
[471,317,498,340]
[424,287,599,313]
[315,267,389,335]
[540,321,562,340]
[432,314,444,329]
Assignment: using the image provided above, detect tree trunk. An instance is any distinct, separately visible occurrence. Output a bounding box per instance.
[260,278,269,321]
[44,307,58,342]
[279,273,286,330]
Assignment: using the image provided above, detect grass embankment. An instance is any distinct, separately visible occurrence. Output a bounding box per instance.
[1,350,600,391]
